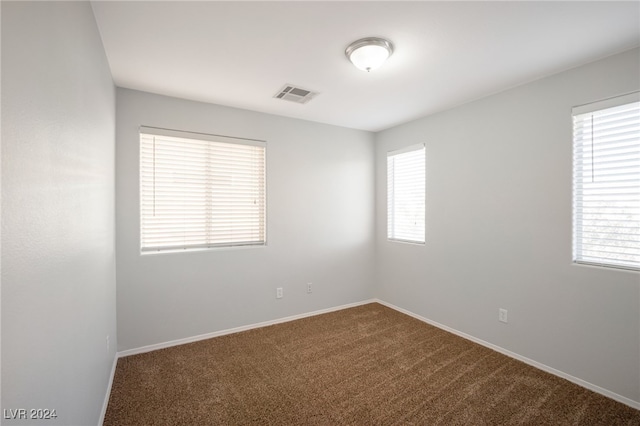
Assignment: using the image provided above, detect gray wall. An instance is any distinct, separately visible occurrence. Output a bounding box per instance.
[116,89,375,351]
[1,2,116,425]
[374,48,640,403]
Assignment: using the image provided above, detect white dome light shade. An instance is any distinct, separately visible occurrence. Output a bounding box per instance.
[345,37,394,72]
[349,45,390,72]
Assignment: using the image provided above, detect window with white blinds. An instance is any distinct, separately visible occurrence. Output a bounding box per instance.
[387,144,425,244]
[140,127,266,253]
[572,92,640,271]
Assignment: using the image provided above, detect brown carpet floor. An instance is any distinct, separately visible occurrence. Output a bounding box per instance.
[105,303,640,425]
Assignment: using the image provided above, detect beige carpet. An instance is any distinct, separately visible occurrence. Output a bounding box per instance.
[105,303,640,425]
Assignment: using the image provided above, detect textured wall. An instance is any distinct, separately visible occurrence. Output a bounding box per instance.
[116,88,375,351]
[1,2,116,424]
[374,48,640,404]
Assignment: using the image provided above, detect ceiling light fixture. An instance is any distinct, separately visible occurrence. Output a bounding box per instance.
[345,37,394,72]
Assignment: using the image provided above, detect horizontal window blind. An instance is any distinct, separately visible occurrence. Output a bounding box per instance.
[387,144,425,243]
[572,93,640,271]
[140,127,266,252]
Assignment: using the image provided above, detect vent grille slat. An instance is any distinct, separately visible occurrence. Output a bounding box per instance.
[290,88,310,97]
[274,84,318,104]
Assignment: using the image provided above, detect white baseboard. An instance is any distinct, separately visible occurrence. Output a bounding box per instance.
[109,298,639,411]
[98,353,118,426]
[117,299,377,358]
[374,298,640,410]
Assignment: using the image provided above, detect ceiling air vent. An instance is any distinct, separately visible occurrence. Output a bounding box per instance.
[274,84,318,104]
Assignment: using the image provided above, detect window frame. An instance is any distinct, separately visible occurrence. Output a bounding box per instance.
[139,126,267,254]
[571,92,640,272]
[387,143,426,245]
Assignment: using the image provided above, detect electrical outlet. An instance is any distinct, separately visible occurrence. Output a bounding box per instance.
[276,287,283,299]
[307,282,312,293]
[499,308,508,323]
[106,335,110,353]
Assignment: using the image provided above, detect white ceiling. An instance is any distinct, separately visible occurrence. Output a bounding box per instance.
[91,1,640,132]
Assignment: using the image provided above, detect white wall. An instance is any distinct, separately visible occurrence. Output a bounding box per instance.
[1,2,116,425]
[116,89,375,351]
[375,48,640,404]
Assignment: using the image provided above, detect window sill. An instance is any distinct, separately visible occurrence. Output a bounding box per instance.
[141,244,267,256]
